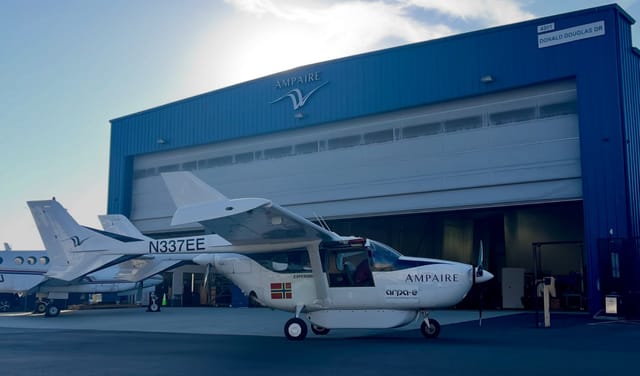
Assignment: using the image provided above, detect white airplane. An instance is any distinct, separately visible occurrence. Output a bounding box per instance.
[38,172,494,340]
[0,248,162,317]
[0,200,170,316]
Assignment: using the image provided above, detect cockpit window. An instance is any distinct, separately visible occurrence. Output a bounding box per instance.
[249,250,311,273]
[368,240,401,271]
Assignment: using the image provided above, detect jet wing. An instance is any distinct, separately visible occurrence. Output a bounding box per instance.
[114,255,190,282]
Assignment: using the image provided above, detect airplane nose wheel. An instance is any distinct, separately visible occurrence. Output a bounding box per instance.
[420,318,441,339]
[284,318,308,341]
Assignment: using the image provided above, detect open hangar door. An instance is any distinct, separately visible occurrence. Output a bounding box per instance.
[325,201,586,311]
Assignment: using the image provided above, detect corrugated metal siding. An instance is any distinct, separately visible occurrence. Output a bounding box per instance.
[619,21,640,239]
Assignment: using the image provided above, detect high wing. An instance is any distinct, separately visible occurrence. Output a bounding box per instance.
[98,214,192,282]
[161,172,347,303]
[163,172,343,247]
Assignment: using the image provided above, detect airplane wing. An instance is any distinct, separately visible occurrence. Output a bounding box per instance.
[98,214,196,282]
[162,172,345,303]
[162,172,343,247]
[111,255,190,282]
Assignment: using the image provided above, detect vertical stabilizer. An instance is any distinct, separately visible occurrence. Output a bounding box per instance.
[161,171,228,207]
[27,200,138,281]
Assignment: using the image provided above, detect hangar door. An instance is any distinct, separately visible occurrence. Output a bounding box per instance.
[129,80,580,234]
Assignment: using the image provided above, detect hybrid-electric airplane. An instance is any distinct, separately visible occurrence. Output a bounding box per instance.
[32,172,494,340]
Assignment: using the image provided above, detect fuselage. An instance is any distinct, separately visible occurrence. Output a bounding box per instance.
[0,250,162,295]
[203,239,492,313]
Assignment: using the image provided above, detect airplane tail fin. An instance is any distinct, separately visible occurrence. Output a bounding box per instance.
[27,200,141,281]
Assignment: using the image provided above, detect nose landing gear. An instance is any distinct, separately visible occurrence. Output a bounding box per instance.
[420,312,441,339]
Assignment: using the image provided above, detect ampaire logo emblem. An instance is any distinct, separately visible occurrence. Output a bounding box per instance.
[270,71,328,112]
[70,236,89,247]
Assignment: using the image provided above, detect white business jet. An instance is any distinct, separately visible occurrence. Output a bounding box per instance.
[38,172,493,339]
[0,240,163,317]
[0,200,170,316]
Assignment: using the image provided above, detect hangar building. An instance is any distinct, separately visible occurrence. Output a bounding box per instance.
[108,4,640,314]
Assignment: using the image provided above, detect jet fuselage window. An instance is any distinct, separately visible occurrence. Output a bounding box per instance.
[14,257,24,265]
[39,256,49,265]
[27,256,36,265]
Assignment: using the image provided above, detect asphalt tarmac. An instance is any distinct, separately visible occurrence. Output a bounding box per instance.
[0,308,638,376]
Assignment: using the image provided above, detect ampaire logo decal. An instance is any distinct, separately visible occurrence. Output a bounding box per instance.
[270,71,328,114]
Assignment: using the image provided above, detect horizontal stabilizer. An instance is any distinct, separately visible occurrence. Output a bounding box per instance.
[99,214,149,240]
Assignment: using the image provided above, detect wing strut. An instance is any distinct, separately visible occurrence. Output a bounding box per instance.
[306,241,329,306]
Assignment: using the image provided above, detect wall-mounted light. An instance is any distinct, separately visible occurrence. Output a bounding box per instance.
[294,113,305,119]
[480,75,495,83]
[156,138,167,145]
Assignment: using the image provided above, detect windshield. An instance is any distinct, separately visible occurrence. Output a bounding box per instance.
[368,240,402,271]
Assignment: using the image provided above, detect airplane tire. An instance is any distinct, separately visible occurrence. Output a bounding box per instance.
[35,302,47,314]
[45,304,60,317]
[420,318,441,339]
[284,318,307,341]
[148,302,160,312]
[0,300,11,312]
[311,324,330,336]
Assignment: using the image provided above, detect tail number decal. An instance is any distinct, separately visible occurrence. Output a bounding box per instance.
[149,238,205,253]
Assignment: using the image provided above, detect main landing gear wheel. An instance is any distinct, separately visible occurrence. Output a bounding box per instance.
[420,318,441,339]
[284,318,308,341]
[311,324,330,336]
[45,304,60,317]
[148,302,160,312]
[35,302,47,314]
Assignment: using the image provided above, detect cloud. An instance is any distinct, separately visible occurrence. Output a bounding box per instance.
[403,0,534,25]
[185,0,534,95]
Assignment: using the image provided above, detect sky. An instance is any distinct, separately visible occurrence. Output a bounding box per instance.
[1,0,638,250]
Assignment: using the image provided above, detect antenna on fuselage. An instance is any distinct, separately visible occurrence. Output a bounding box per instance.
[3,242,11,251]
[313,212,332,232]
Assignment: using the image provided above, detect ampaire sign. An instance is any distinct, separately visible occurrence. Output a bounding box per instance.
[270,71,328,112]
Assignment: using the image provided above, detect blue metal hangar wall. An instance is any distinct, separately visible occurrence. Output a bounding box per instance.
[108,4,640,313]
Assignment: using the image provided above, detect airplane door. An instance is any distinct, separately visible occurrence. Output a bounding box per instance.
[324,248,374,288]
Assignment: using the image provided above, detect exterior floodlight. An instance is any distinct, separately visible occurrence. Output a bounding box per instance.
[156,138,167,144]
[480,75,494,83]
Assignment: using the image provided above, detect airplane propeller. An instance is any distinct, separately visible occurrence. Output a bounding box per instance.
[473,241,486,327]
